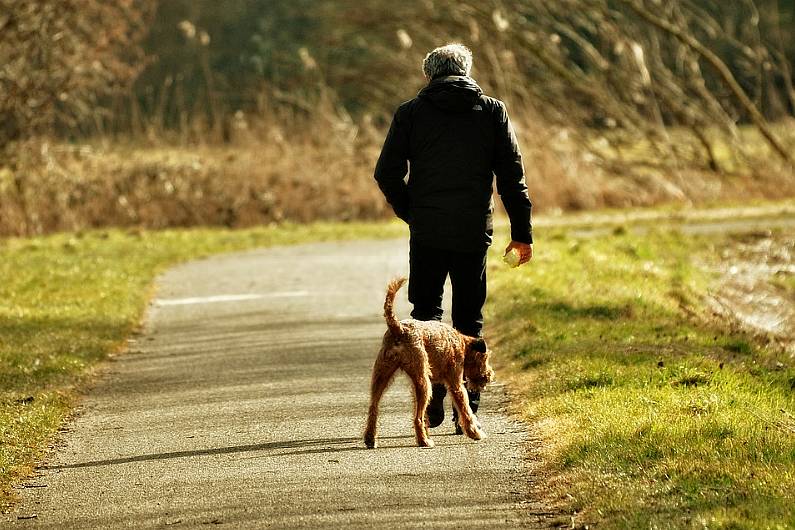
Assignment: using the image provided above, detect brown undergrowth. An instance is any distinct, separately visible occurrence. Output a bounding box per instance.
[2,114,794,237]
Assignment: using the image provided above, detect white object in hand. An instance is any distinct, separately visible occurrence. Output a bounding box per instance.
[503,248,521,268]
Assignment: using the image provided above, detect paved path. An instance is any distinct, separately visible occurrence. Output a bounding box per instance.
[5,240,550,528]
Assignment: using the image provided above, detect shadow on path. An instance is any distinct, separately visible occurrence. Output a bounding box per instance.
[41,434,463,470]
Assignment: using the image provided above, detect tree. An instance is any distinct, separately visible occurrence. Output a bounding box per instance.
[0,0,155,152]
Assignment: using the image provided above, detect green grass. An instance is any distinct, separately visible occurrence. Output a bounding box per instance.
[772,274,795,296]
[0,221,404,508]
[3,205,794,524]
[486,225,795,528]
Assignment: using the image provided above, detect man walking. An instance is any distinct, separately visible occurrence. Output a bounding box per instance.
[374,43,533,431]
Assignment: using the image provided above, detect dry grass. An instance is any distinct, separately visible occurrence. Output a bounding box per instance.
[2,111,794,237]
[0,133,387,236]
[514,112,795,212]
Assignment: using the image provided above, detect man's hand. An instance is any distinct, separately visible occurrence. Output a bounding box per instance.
[504,241,533,266]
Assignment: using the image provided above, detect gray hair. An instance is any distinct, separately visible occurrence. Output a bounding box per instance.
[422,44,473,79]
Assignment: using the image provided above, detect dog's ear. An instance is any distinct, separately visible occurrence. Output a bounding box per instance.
[471,338,487,353]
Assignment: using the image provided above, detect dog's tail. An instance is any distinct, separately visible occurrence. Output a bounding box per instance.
[384,277,407,338]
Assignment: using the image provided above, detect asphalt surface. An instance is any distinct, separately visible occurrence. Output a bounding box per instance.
[5,239,550,529]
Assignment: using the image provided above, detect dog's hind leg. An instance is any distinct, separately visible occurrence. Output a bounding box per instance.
[404,361,434,448]
[449,382,486,441]
[364,354,398,449]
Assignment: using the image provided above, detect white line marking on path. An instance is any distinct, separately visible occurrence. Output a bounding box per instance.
[154,292,309,307]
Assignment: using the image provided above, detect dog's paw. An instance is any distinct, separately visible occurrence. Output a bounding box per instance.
[468,428,486,441]
[364,435,377,449]
[418,438,435,448]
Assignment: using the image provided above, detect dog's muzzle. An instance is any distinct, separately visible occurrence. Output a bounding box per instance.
[466,373,492,392]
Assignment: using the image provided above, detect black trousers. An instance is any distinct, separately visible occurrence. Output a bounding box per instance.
[408,239,487,338]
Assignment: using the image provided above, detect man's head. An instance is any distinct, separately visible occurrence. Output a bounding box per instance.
[422,43,473,80]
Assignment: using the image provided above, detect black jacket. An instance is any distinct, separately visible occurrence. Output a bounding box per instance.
[374,75,533,251]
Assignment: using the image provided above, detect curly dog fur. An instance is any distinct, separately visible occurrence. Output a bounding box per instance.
[364,277,495,448]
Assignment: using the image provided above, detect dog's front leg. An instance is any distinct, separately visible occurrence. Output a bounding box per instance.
[449,383,486,441]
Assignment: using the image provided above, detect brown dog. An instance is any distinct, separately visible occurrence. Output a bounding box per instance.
[364,277,495,448]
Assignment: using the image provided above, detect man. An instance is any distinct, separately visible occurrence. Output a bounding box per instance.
[374,43,533,432]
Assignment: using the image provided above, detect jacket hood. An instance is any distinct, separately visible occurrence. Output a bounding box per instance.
[418,75,483,113]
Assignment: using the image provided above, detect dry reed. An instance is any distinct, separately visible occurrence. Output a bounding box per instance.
[2,109,794,237]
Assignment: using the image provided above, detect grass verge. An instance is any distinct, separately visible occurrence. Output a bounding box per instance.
[0,221,404,509]
[486,222,795,528]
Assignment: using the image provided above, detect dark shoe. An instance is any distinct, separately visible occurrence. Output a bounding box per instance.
[426,384,447,428]
[468,390,481,415]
